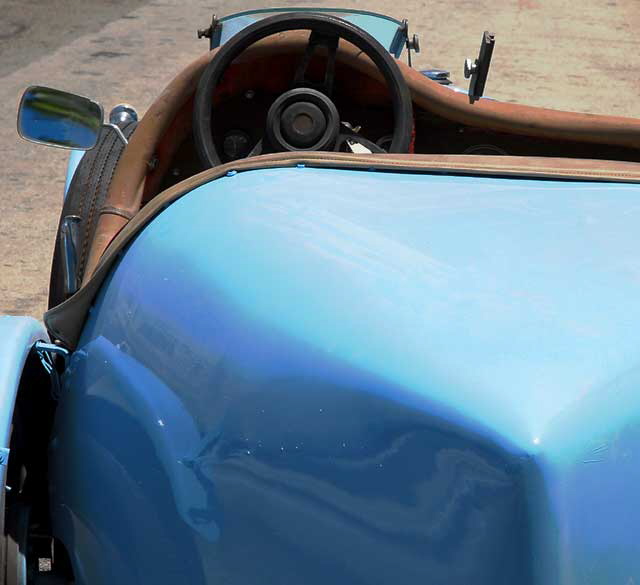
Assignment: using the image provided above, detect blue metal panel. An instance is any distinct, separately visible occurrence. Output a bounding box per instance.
[63,150,85,200]
[51,167,640,584]
[0,316,48,451]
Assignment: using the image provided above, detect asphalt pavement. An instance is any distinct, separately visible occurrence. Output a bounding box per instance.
[1,0,155,78]
[1,0,639,317]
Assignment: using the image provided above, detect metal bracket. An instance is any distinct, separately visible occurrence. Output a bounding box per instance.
[60,215,81,298]
[391,20,420,67]
[35,341,70,368]
[406,25,420,70]
[197,13,220,50]
[104,123,129,146]
[421,69,452,85]
[34,341,70,400]
[464,31,495,103]
[390,19,407,59]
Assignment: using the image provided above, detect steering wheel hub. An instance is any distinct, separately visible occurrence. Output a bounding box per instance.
[267,88,339,151]
[283,104,324,145]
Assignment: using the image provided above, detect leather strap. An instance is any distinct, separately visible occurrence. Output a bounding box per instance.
[100,206,135,221]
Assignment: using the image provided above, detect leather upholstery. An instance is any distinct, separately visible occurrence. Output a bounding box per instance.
[83,32,640,285]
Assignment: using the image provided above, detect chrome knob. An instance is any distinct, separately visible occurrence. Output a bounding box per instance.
[109,103,138,126]
[407,34,420,53]
[464,58,477,79]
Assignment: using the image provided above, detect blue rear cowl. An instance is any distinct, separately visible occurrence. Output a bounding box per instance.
[50,167,640,585]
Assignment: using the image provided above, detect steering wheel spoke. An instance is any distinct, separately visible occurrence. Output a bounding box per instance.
[293,31,339,97]
[247,137,264,157]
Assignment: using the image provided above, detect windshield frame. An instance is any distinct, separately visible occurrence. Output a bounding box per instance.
[208,7,408,57]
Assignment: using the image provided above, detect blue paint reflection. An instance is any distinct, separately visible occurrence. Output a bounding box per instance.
[55,268,533,584]
[50,166,640,584]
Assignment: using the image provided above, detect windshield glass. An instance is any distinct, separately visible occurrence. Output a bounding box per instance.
[213,8,407,57]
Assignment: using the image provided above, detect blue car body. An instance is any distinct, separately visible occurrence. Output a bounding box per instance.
[63,149,85,199]
[6,6,640,585]
[0,317,49,457]
[42,166,640,584]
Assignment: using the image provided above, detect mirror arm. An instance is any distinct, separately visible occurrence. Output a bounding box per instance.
[105,123,128,146]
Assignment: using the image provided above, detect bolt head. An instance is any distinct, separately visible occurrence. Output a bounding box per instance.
[109,103,138,125]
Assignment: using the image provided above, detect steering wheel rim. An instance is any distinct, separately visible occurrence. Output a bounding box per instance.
[193,12,413,168]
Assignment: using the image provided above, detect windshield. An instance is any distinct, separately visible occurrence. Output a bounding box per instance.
[212,8,407,57]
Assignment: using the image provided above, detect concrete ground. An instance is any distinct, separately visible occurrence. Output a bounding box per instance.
[1,0,639,317]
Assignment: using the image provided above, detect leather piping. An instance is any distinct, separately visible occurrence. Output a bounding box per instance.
[84,34,640,286]
[99,206,135,220]
[46,151,640,349]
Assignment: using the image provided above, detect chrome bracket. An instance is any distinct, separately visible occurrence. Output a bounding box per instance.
[464,31,495,103]
[197,13,220,50]
[391,19,419,66]
[105,123,129,146]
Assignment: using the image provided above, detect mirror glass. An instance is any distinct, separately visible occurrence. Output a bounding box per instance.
[18,86,103,150]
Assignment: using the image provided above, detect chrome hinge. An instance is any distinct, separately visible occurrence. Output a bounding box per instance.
[421,69,452,85]
[391,19,420,67]
[464,31,495,103]
[197,13,220,50]
[34,341,70,400]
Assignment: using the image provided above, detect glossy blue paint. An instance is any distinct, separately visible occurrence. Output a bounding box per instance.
[64,150,85,199]
[0,316,47,553]
[51,167,640,584]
